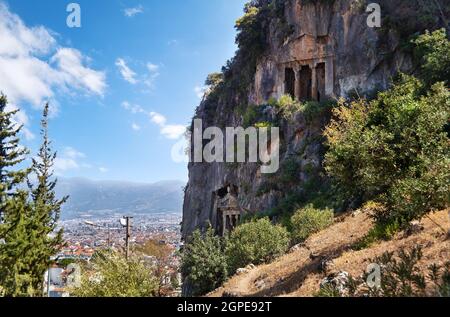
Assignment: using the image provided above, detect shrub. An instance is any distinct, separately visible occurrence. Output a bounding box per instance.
[290,205,334,243]
[353,247,449,297]
[241,104,261,127]
[413,28,450,86]
[324,75,450,227]
[180,229,228,296]
[205,72,224,87]
[276,94,302,120]
[319,247,450,297]
[71,251,158,297]
[226,218,290,273]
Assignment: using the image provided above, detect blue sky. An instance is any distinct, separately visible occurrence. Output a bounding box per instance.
[0,0,247,183]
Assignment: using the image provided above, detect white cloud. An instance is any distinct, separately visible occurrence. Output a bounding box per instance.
[122,102,185,140]
[124,5,144,18]
[51,48,106,96]
[115,58,138,84]
[143,62,160,89]
[121,101,144,114]
[63,146,86,159]
[147,63,159,73]
[99,167,109,173]
[53,147,86,173]
[149,112,185,140]
[131,123,141,131]
[149,112,167,126]
[194,85,208,99]
[0,3,106,135]
[54,157,79,172]
[160,124,186,140]
[115,59,160,89]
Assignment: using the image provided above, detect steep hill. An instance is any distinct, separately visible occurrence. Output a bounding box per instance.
[182,0,449,239]
[209,209,449,297]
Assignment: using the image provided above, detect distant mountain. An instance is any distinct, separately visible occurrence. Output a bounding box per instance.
[56,178,184,220]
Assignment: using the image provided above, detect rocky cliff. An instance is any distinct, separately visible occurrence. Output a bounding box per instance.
[182,0,449,240]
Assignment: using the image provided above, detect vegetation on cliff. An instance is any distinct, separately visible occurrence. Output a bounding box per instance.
[182,27,450,296]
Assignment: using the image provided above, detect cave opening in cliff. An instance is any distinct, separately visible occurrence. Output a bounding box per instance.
[284,67,296,99]
[316,62,326,102]
[299,65,312,101]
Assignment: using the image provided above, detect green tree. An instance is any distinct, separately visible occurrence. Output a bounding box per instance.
[71,251,158,297]
[27,103,68,294]
[205,72,224,88]
[180,228,228,297]
[225,218,289,274]
[0,94,33,296]
[413,28,450,86]
[324,75,450,226]
[135,239,173,296]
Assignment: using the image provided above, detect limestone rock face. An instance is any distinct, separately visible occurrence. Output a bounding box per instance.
[181,0,445,240]
[252,0,413,104]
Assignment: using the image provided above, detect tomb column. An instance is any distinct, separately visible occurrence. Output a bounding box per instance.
[325,56,334,97]
[294,65,301,101]
[311,63,318,101]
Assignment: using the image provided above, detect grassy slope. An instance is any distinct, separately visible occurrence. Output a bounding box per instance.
[209,209,450,297]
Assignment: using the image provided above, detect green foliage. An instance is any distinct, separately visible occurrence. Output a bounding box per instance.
[27,103,68,293]
[205,72,224,88]
[413,28,450,87]
[254,121,272,128]
[267,94,335,122]
[314,284,341,297]
[256,158,301,196]
[353,220,402,250]
[180,228,228,297]
[0,96,68,297]
[290,205,334,243]
[225,218,289,273]
[379,0,448,43]
[71,251,158,297]
[324,75,450,228]
[351,247,450,297]
[0,94,33,296]
[241,104,261,127]
[276,94,303,120]
[236,6,263,58]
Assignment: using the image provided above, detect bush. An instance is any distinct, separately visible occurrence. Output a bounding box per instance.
[290,205,334,243]
[71,251,158,297]
[351,247,449,297]
[226,218,290,273]
[276,94,302,120]
[180,228,228,296]
[205,72,224,87]
[319,246,450,297]
[413,28,450,86]
[324,75,450,227]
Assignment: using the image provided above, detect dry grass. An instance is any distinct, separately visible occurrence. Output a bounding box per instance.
[208,209,450,297]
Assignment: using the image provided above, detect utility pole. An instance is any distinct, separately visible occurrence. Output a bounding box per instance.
[124,217,132,261]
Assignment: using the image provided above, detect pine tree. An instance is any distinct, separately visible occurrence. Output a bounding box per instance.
[0,94,33,296]
[27,103,68,295]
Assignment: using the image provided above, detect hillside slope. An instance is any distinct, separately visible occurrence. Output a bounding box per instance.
[209,209,449,297]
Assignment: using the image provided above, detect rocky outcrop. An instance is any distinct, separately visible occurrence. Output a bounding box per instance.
[182,0,448,240]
